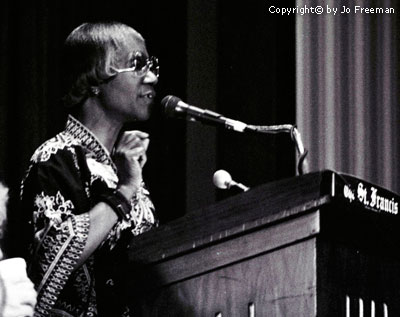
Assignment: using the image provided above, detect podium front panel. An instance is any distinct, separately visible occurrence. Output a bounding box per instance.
[121,171,400,316]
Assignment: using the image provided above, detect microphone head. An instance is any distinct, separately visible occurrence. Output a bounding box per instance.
[161,95,182,118]
[213,169,232,189]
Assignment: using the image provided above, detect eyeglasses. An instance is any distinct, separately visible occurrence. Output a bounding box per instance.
[112,51,159,78]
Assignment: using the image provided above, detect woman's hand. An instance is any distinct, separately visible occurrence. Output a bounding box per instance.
[113,130,150,200]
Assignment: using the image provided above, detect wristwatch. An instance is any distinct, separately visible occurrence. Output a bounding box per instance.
[99,189,132,221]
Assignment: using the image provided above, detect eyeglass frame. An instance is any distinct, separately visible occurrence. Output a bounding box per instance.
[111,51,159,78]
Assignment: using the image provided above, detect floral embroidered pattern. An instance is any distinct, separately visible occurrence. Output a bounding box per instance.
[132,185,156,225]
[106,184,158,249]
[31,134,80,164]
[34,191,74,229]
[86,157,118,189]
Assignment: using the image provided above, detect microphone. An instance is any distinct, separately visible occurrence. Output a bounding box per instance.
[161,95,251,132]
[213,169,250,192]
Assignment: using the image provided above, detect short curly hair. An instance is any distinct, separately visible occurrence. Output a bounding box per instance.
[62,21,143,107]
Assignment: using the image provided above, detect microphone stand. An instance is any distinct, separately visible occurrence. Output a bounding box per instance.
[246,124,310,175]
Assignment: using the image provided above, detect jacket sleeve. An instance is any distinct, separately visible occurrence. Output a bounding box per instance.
[20,145,91,315]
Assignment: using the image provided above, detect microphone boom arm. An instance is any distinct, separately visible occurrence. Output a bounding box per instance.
[162,95,310,175]
[246,124,310,175]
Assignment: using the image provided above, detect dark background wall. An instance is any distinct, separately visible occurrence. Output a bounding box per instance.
[217,1,295,191]
[0,0,295,225]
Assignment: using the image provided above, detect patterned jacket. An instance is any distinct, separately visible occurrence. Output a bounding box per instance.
[20,115,157,317]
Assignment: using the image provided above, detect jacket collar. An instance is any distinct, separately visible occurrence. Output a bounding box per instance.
[65,115,116,170]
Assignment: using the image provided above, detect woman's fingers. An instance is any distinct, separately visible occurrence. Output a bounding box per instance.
[118,130,148,145]
[116,131,150,152]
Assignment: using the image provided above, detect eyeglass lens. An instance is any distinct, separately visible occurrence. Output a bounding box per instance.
[133,52,159,77]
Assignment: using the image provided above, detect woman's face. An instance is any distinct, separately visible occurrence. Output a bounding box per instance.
[98,34,158,123]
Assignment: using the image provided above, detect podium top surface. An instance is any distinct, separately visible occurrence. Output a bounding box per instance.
[127,170,400,263]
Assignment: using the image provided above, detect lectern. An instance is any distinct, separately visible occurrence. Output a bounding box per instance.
[115,171,400,316]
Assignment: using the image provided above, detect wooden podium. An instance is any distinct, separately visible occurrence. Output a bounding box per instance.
[119,170,400,316]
